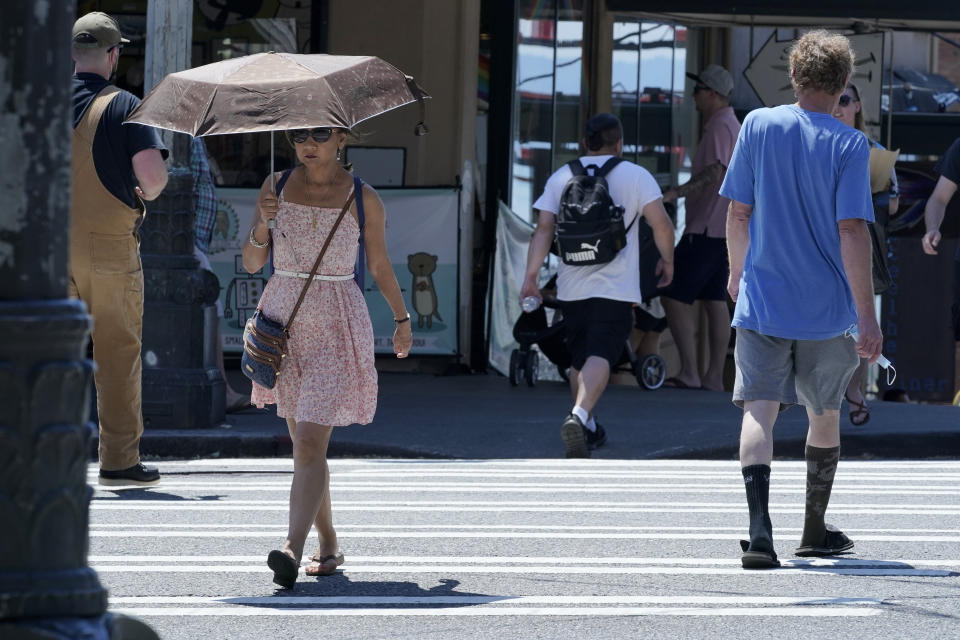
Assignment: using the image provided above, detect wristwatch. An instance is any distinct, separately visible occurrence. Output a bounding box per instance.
[394,312,411,324]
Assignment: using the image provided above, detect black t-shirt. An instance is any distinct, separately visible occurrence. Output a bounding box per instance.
[934,137,960,260]
[937,137,960,186]
[73,72,168,209]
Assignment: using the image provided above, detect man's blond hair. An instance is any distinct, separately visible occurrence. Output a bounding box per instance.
[789,30,854,96]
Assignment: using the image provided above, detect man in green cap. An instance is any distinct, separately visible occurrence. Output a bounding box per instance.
[71,11,168,486]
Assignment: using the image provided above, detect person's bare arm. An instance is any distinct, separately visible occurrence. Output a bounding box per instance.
[662,162,725,204]
[642,198,675,287]
[838,218,882,362]
[362,185,412,358]
[131,148,168,201]
[241,175,276,274]
[725,200,752,302]
[922,175,958,255]
[519,210,556,301]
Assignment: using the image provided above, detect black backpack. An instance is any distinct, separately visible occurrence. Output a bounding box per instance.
[555,157,636,266]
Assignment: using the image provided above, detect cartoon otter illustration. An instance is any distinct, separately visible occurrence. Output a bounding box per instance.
[408,252,442,329]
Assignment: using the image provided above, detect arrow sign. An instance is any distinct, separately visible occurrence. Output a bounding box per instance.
[744,31,886,133]
[743,32,795,107]
[847,32,885,135]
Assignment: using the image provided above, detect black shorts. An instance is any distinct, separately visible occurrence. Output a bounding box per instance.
[660,233,729,304]
[562,298,633,370]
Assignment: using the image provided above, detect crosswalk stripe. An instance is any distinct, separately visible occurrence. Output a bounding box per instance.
[89,564,955,577]
[88,472,960,481]
[108,595,883,605]
[87,459,960,472]
[84,529,960,542]
[86,524,960,534]
[86,555,960,568]
[92,482,960,494]
[88,503,960,515]
[88,498,960,508]
[109,605,882,617]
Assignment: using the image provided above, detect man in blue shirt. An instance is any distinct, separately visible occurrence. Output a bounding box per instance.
[719,30,882,569]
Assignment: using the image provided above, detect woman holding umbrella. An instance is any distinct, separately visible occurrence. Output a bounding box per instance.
[243,126,412,588]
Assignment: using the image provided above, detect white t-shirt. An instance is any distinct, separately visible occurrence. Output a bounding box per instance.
[533,155,662,303]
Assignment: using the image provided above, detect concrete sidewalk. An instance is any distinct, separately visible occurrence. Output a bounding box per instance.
[118,371,960,460]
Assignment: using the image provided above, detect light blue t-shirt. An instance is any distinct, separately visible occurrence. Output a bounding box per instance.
[719,104,874,340]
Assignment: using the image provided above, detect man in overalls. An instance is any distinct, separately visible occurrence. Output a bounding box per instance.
[71,12,168,486]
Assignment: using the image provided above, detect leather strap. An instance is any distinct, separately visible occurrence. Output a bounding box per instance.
[282,187,357,335]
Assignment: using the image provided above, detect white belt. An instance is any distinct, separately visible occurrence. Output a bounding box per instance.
[273,269,353,281]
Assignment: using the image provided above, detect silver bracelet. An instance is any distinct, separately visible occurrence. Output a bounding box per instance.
[248,226,270,248]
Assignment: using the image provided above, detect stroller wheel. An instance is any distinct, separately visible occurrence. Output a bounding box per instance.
[636,353,666,390]
[524,350,539,387]
[509,349,523,386]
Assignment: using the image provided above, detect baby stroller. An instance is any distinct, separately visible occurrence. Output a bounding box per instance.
[508,273,667,390]
[509,207,672,389]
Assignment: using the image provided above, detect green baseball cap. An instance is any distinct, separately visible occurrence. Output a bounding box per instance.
[72,11,130,49]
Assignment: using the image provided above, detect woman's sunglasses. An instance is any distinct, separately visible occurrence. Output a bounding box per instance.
[289,128,334,144]
[838,94,858,107]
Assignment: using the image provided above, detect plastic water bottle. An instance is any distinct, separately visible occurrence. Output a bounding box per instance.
[521,296,541,313]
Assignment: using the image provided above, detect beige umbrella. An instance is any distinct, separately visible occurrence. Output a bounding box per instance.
[126,51,429,135]
[126,52,428,225]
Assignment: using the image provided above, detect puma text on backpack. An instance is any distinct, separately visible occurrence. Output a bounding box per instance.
[555,157,636,266]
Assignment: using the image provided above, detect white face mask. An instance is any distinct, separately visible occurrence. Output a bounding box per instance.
[845,325,896,385]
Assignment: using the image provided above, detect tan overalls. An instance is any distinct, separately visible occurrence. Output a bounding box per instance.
[70,86,146,471]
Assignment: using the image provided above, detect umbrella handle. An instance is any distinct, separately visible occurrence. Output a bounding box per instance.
[267,131,277,228]
[406,76,429,136]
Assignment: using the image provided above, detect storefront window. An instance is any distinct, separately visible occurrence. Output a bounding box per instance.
[512,0,584,221]
[611,20,688,188]
[553,5,585,172]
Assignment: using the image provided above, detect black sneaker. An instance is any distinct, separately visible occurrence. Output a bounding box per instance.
[561,414,590,458]
[99,463,160,487]
[583,422,607,450]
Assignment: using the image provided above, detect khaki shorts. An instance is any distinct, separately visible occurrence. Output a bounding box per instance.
[732,328,859,415]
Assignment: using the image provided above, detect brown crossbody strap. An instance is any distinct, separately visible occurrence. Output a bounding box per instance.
[280,187,358,335]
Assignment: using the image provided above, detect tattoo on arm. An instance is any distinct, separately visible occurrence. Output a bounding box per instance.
[678,162,725,199]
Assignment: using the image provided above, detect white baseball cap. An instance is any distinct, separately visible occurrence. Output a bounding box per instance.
[686,64,734,98]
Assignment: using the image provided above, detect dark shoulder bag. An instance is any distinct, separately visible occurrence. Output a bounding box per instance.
[242,187,358,389]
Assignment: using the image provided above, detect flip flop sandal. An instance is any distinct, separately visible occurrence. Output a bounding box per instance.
[305,551,344,576]
[740,539,781,569]
[844,393,870,426]
[267,549,299,589]
[795,524,855,557]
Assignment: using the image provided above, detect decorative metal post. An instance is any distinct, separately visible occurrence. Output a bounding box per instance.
[0,2,154,638]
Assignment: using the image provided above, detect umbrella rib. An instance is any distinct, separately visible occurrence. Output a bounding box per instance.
[195,85,222,136]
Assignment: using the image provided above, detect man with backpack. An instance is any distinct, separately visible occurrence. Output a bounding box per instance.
[520,113,676,458]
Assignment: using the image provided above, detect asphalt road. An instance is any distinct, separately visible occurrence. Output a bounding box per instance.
[88,458,960,639]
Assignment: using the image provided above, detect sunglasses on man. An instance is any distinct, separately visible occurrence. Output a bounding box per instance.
[289,128,334,144]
